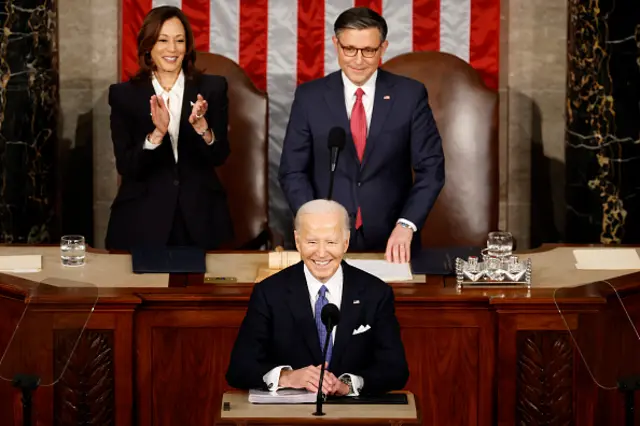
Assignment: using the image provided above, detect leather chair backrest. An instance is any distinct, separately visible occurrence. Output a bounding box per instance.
[382,51,499,247]
[196,52,269,249]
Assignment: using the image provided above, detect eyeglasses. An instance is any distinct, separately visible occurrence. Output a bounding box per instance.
[337,41,382,58]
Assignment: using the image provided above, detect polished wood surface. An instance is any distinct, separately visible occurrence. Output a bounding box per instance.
[217,391,419,425]
[0,246,638,425]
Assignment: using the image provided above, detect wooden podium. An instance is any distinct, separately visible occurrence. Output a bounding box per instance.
[1,246,640,425]
[217,391,420,425]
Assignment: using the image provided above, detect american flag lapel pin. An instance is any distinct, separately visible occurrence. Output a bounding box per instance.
[383,95,391,100]
[353,300,360,304]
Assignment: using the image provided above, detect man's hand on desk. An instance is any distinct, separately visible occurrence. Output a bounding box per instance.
[385,224,413,264]
[278,364,348,395]
[328,376,350,396]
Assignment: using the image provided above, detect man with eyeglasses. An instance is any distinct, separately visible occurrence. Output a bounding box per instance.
[279,6,445,263]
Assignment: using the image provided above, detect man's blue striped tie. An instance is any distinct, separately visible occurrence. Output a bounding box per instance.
[314,285,333,364]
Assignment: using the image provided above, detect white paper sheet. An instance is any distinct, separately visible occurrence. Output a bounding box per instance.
[573,248,640,270]
[0,255,42,272]
[248,388,316,404]
[345,259,413,281]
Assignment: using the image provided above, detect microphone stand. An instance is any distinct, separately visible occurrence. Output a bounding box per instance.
[327,172,336,201]
[313,321,334,416]
[618,375,640,426]
[13,373,40,426]
[327,153,338,201]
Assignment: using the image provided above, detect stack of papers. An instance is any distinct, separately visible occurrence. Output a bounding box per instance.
[573,249,640,270]
[345,259,413,281]
[0,255,42,273]
[248,388,316,404]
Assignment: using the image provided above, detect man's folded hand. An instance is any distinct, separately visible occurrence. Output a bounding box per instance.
[278,363,341,395]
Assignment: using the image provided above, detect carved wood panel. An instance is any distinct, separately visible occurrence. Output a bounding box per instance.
[54,330,115,426]
[516,331,573,426]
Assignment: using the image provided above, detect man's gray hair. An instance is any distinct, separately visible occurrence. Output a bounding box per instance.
[294,199,351,235]
[333,7,388,42]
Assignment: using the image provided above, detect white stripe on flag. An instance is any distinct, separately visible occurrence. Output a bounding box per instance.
[209,0,239,62]
[267,0,298,230]
[382,0,413,62]
[325,0,353,76]
[440,0,471,62]
[152,0,182,8]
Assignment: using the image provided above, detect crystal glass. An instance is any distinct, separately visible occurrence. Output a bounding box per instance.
[487,231,513,258]
[485,256,504,281]
[60,235,86,267]
[468,256,479,272]
[508,255,520,272]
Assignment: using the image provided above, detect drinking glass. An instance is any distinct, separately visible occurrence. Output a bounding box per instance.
[487,231,513,258]
[60,235,86,267]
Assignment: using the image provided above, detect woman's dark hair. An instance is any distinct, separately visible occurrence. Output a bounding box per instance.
[131,6,200,81]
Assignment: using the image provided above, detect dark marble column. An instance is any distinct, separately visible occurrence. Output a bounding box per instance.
[0,0,58,243]
[565,0,640,243]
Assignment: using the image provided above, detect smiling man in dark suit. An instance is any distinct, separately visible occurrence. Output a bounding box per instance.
[278,7,445,264]
[226,199,408,396]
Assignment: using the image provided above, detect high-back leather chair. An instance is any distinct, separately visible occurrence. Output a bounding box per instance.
[196,52,270,249]
[382,51,499,247]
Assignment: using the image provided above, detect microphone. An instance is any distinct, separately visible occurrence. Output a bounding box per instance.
[327,127,346,200]
[313,303,341,416]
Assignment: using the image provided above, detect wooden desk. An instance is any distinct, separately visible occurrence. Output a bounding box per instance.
[217,391,419,425]
[0,245,638,426]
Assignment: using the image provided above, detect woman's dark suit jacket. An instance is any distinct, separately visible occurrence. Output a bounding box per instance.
[105,73,233,250]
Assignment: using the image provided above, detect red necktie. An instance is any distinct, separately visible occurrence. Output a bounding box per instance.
[350,88,366,229]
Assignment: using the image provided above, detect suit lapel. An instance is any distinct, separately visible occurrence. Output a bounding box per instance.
[362,70,396,169]
[330,262,363,371]
[286,263,323,364]
[323,72,358,163]
[139,79,156,128]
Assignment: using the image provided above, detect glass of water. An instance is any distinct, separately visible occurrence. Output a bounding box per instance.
[487,231,513,258]
[60,235,86,267]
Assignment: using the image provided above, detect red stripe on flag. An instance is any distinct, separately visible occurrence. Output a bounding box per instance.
[413,0,440,52]
[182,0,211,53]
[469,0,500,90]
[121,0,151,81]
[239,0,268,91]
[354,0,382,14]
[297,0,325,85]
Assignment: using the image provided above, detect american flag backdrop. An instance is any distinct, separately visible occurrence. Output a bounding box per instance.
[120,0,500,237]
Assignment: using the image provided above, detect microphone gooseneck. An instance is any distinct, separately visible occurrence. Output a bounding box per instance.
[313,303,341,416]
[327,127,346,200]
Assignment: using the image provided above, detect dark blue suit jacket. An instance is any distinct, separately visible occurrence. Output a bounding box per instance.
[278,69,445,249]
[225,261,409,395]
